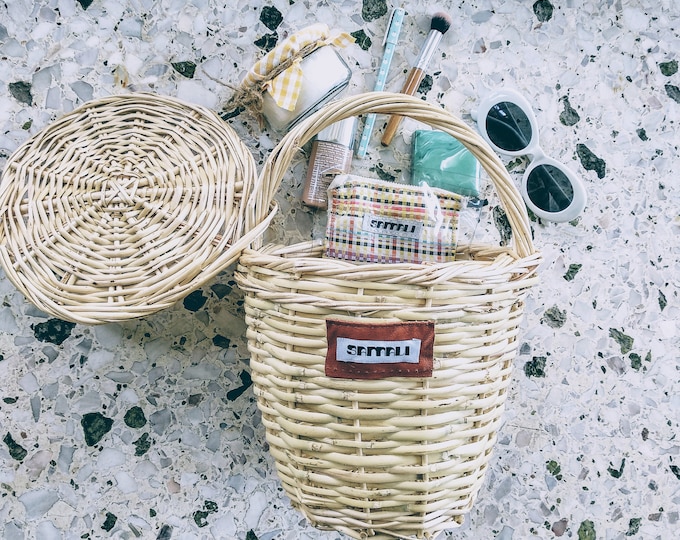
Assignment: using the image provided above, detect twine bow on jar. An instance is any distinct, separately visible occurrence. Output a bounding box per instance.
[224,23,354,126]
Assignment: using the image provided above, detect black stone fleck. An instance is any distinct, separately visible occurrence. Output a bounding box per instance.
[183,290,207,312]
[524,356,546,378]
[194,510,209,527]
[212,335,231,349]
[541,306,566,328]
[670,464,680,480]
[625,517,642,536]
[659,290,667,311]
[221,105,244,121]
[492,206,512,246]
[351,29,371,51]
[559,96,580,126]
[3,433,28,461]
[81,412,113,446]
[563,263,582,281]
[362,0,387,22]
[193,501,218,528]
[546,460,562,480]
[418,74,433,94]
[227,371,252,401]
[609,328,633,354]
[124,406,147,428]
[171,61,196,78]
[255,33,278,52]
[629,353,642,371]
[102,512,117,532]
[260,6,283,31]
[665,84,680,103]
[9,81,33,105]
[659,60,678,76]
[607,458,625,478]
[576,143,606,179]
[636,128,648,141]
[210,283,232,299]
[533,0,554,22]
[133,432,152,456]
[246,530,259,540]
[33,318,76,345]
[156,524,173,540]
[76,0,94,9]
[373,163,398,182]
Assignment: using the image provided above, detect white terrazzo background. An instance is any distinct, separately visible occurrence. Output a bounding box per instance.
[1,1,679,539]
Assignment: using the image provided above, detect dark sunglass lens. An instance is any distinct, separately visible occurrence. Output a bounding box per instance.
[485,101,532,152]
[526,165,574,213]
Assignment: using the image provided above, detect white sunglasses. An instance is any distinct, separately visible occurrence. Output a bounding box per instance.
[471,89,587,223]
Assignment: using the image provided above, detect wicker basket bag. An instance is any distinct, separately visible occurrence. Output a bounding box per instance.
[0,93,272,324]
[236,92,541,539]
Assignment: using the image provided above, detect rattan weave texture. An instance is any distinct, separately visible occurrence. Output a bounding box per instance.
[236,92,541,540]
[0,93,270,324]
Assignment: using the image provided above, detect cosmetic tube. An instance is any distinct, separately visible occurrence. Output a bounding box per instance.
[302,117,358,208]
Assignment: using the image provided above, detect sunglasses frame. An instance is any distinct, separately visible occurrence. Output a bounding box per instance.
[472,88,587,223]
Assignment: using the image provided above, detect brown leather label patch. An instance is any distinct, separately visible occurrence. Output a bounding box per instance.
[325,318,434,379]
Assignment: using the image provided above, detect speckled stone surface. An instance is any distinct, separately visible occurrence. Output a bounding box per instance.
[1,1,679,539]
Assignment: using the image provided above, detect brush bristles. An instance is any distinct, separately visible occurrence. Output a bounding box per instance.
[430,12,452,34]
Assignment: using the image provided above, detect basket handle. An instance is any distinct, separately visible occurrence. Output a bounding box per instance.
[248,91,536,260]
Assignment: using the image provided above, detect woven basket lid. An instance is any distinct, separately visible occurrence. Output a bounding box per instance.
[0,93,264,325]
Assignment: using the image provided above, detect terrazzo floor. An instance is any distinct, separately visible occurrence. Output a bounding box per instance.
[1,1,679,539]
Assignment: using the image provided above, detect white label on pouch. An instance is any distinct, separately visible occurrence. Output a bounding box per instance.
[361,213,423,240]
[336,338,422,364]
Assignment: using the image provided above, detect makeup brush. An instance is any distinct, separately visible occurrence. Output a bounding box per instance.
[381,11,452,147]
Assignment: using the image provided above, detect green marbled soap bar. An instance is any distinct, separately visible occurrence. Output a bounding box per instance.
[411,130,480,197]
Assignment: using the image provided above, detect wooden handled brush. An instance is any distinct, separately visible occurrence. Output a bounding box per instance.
[381,12,452,147]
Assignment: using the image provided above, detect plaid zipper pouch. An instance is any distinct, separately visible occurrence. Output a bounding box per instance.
[325,175,463,264]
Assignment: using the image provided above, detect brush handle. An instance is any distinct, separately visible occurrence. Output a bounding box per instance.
[356,8,405,158]
[380,67,425,146]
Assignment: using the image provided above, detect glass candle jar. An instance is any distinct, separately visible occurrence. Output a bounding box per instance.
[261,46,352,133]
